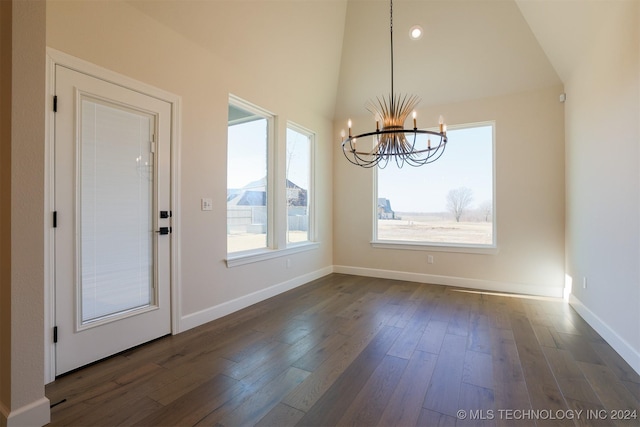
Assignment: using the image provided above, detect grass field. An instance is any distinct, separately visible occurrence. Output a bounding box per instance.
[228,213,493,252]
[378,213,493,244]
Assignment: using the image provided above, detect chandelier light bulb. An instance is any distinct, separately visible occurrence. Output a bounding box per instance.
[412,111,417,129]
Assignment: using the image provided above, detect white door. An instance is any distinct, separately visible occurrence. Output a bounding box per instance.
[54,65,172,375]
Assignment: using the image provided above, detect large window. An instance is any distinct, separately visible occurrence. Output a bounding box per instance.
[227,99,273,254]
[226,97,318,262]
[376,122,495,248]
[286,125,313,245]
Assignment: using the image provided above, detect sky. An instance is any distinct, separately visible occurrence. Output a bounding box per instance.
[227,119,268,189]
[227,119,310,190]
[228,119,492,213]
[377,124,493,212]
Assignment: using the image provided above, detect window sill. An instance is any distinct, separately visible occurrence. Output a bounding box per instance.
[226,242,320,268]
[371,240,498,255]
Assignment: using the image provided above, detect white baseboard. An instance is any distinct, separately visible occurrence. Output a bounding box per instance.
[570,294,640,375]
[333,265,564,298]
[179,266,333,332]
[0,397,50,427]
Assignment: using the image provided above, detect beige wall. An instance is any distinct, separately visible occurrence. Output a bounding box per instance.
[1,0,50,425]
[334,85,566,296]
[565,0,640,371]
[2,0,636,423]
[46,1,334,325]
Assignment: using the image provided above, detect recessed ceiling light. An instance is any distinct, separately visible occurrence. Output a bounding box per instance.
[409,25,423,40]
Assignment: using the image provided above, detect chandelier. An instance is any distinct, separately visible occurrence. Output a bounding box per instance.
[341,0,448,168]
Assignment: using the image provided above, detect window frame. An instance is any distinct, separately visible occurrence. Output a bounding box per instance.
[225,96,319,267]
[372,121,497,254]
[285,122,316,247]
[226,95,276,256]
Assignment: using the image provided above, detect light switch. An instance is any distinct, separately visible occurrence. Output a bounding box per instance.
[201,198,213,211]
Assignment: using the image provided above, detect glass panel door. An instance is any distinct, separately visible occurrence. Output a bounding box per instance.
[55,64,171,375]
[80,97,155,324]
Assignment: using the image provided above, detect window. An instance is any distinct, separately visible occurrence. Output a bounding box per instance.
[375,122,495,249]
[286,125,313,245]
[227,98,273,254]
[226,97,318,264]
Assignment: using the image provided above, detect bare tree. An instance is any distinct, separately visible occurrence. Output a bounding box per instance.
[479,200,492,222]
[447,187,474,222]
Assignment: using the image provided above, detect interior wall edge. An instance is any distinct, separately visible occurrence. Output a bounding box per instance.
[1,397,50,427]
[570,294,640,376]
[332,265,564,298]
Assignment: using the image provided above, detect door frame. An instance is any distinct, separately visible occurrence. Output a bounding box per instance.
[44,48,182,383]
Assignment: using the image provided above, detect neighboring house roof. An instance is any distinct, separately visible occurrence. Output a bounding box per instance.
[228,177,307,206]
[377,197,394,213]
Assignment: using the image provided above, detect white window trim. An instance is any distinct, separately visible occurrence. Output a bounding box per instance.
[225,242,320,267]
[371,241,498,254]
[227,95,276,253]
[226,100,320,266]
[372,121,497,254]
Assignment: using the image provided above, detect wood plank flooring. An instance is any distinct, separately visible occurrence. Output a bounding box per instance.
[46,274,640,426]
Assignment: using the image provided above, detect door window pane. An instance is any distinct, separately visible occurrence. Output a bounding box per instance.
[80,98,154,323]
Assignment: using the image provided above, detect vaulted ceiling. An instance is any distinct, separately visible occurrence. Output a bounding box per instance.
[335,0,560,119]
[126,0,607,121]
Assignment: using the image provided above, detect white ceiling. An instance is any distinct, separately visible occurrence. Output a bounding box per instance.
[126,0,582,121]
[335,0,561,119]
[515,0,623,84]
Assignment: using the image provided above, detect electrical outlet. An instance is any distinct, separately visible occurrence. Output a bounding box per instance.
[286,259,291,269]
[583,277,587,289]
[427,255,434,264]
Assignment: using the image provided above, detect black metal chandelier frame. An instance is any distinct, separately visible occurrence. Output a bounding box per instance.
[341,0,448,169]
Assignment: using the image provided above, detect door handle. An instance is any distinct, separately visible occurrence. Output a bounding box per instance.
[156,227,172,235]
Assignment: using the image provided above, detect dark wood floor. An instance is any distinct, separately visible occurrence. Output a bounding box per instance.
[46,274,640,426]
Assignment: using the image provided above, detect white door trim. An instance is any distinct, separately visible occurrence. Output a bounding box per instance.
[44,48,182,383]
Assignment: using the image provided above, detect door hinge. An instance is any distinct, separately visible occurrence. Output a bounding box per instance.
[53,326,58,343]
[53,211,58,228]
[53,95,58,113]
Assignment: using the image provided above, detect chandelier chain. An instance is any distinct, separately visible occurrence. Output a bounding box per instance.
[390,0,394,105]
[340,0,448,168]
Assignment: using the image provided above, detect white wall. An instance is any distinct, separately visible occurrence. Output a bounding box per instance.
[334,85,566,297]
[564,1,640,373]
[46,1,336,331]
